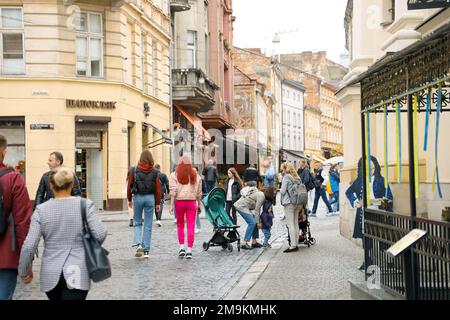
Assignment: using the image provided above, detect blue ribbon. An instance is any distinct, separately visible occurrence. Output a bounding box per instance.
[397,102,402,183]
[435,88,443,198]
[424,89,431,151]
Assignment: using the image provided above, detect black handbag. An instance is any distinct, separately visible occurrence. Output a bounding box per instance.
[80,198,111,283]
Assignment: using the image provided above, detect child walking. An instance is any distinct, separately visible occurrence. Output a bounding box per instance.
[260,187,276,248]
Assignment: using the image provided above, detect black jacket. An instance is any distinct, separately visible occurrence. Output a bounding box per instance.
[202,165,219,182]
[34,170,81,209]
[158,171,169,196]
[224,178,242,203]
[297,168,315,191]
[243,167,261,183]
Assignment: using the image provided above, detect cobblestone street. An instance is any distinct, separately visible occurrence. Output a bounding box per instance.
[13,202,287,300]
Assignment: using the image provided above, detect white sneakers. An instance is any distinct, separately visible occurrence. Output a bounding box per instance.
[156,220,162,227]
[195,228,201,234]
[134,245,144,257]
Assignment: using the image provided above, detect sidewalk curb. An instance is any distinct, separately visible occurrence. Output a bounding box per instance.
[221,236,284,300]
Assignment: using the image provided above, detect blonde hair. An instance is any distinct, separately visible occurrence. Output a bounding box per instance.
[285,163,300,179]
[50,167,74,192]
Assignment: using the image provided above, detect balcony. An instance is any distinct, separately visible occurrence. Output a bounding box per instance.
[170,0,191,12]
[199,101,238,130]
[172,68,218,113]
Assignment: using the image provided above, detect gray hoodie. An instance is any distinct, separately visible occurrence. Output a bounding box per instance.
[233,186,265,224]
[280,174,301,206]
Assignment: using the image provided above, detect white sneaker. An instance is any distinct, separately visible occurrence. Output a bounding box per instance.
[195,228,201,234]
[334,211,340,216]
[134,245,144,257]
[173,218,177,224]
[156,220,162,227]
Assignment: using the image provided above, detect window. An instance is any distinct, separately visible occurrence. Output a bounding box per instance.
[186,30,197,68]
[152,40,159,97]
[0,7,24,74]
[76,12,103,77]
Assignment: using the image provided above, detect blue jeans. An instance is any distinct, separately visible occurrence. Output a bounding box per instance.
[132,194,155,251]
[312,188,333,213]
[262,228,271,245]
[329,191,339,212]
[264,178,274,188]
[0,269,17,300]
[236,209,259,242]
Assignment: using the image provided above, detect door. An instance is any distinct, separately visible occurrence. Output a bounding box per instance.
[86,149,103,211]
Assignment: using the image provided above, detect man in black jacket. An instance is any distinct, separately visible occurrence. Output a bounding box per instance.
[34,152,81,209]
[154,164,169,227]
[202,160,219,193]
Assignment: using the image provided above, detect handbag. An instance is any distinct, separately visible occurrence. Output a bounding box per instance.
[80,198,112,283]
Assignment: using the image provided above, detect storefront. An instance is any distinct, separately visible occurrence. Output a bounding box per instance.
[0,79,171,211]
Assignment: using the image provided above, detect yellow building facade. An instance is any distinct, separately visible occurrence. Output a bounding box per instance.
[0,0,171,210]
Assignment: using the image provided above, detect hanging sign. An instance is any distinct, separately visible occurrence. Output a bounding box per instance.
[408,0,450,10]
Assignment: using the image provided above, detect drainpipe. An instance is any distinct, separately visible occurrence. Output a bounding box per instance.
[169,6,174,171]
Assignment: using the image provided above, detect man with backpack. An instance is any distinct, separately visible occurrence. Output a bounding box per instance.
[0,134,33,300]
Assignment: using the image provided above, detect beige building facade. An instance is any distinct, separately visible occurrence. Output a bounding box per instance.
[0,0,171,211]
[320,82,343,158]
[337,0,450,241]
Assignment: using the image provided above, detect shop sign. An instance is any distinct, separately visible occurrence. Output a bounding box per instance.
[76,131,101,149]
[30,124,54,130]
[67,99,116,109]
[408,0,450,10]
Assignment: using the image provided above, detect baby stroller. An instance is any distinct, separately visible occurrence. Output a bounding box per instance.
[287,211,316,247]
[202,187,241,252]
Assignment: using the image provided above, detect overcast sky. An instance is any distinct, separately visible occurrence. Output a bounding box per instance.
[233,0,349,65]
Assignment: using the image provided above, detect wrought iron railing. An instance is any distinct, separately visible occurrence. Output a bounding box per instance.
[364,209,450,299]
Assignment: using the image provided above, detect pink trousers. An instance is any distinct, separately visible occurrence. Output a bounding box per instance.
[175,200,197,248]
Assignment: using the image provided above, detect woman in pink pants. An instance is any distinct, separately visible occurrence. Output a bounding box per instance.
[169,156,202,259]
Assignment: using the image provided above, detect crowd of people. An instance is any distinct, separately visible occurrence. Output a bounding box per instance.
[0,130,344,300]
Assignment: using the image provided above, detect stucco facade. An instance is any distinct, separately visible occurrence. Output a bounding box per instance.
[0,0,171,210]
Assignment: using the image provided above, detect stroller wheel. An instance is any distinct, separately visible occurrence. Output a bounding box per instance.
[309,238,316,245]
[227,243,233,252]
[203,242,209,251]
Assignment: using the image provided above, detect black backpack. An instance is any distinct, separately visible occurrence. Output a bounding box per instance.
[0,169,14,237]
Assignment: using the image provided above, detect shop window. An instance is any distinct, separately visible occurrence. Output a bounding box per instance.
[76,12,103,77]
[0,119,25,177]
[0,7,24,75]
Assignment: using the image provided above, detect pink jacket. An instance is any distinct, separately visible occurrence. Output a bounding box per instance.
[169,172,202,201]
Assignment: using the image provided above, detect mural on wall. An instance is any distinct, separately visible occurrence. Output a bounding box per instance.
[234,89,255,129]
[345,156,394,239]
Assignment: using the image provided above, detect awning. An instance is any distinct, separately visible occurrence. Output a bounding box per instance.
[143,122,172,149]
[306,154,328,163]
[173,103,211,140]
[282,149,308,161]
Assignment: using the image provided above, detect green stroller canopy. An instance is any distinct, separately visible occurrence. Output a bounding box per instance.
[202,188,235,228]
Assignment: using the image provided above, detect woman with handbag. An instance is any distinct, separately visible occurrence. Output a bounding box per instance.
[18,167,107,300]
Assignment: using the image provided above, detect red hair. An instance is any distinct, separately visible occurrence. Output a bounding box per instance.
[175,156,197,185]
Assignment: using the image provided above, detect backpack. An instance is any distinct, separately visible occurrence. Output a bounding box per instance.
[287,178,308,206]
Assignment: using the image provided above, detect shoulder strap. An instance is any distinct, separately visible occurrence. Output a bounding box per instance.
[0,168,14,178]
[80,198,89,236]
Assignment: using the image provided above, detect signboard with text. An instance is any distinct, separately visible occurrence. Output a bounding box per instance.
[408,0,450,10]
[387,229,427,257]
[76,131,102,149]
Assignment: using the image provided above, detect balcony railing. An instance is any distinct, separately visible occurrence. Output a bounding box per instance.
[170,0,191,12]
[172,68,218,113]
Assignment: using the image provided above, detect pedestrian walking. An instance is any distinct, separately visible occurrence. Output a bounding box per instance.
[242,164,261,185]
[310,162,334,217]
[0,135,33,300]
[194,166,206,234]
[202,160,219,193]
[329,164,341,215]
[127,150,161,258]
[169,156,202,259]
[260,187,276,248]
[234,181,265,249]
[224,168,242,225]
[263,161,276,188]
[34,152,81,209]
[280,163,302,253]
[297,159,316,215]
[154,164,169,227]
[18,167,107,300]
